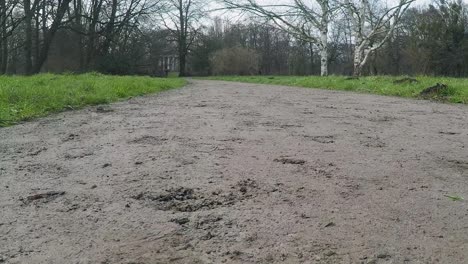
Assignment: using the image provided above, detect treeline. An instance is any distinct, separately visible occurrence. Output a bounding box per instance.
[0,0,165,75]
[198,0,468,77]
[1,0,468,77]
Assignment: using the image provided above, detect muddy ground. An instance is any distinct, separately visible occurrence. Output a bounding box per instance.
[1,80,467,264]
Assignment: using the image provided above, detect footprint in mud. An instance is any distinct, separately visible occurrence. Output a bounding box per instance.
[130,135,168,145]
[242,120,256,127]
[259,121,276,127]
[132,179,260,212]
[338,183,362,199]
[20,191,66,205]
[17,163,64,175]
[194,214,223,230]
[64,149,94,159]
[447,159,468,169]
[438,131,460,135]
[232,178,258,195]
[280,124,304,128]
[361,136,386,148]
[304,135,335,144]
[27,147,47,156]
[369,116,397,122]
[439,158,468,173]
[274,157,306,165]
[62,133,79,142]
[237,111,261,117]
[218,137,245,144]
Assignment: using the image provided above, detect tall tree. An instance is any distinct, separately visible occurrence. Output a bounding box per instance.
[222,0,338,76]
[74,0,162,72]
[162,0,205,77]
[342,0,415,76]
[34,0,73,73]
[0,0,21,74]
[22,0,39,74]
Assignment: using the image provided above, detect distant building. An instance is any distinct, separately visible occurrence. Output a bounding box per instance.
[159,55,179,72]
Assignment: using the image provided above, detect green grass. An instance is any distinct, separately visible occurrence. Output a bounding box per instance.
[203,75,468,104]
[0,73,186,126]
[445,195,464,201]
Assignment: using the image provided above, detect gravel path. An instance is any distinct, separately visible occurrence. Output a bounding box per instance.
[1,80,467,264]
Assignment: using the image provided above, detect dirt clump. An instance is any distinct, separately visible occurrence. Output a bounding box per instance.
[21,191,65,204]
[132,180,261,212]
[420,83,449,98]
[274,157,306,165]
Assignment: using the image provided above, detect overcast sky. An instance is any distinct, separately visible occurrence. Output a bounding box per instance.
[242,0,462,4]
[207,0,456,22]
[210,0,460,11]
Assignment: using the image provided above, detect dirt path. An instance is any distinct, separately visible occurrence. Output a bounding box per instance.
[1,80,467,264]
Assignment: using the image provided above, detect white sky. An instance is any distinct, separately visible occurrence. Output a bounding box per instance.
[234,0,462,5]
[209,0,459,12]
[207,0,456,23]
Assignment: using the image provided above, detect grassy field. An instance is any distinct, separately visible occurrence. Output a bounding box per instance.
[0,73,186,126]
[205,75,468,104]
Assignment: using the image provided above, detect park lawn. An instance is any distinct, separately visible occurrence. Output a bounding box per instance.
[205,75,468,105]
[0,73,186,126]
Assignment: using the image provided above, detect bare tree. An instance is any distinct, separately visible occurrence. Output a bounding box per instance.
[62,0,162,71]
[22,0,40,74]
[1,0,466,77]
[221,0,338,76]
[21,0,74,74]
[100,0,161,57]
[34,0,73,73]
[342,0,415,76]
[161,0,205,77]
[0,0,21,73]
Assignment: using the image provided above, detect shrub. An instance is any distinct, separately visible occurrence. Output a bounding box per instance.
[210,46,259,76]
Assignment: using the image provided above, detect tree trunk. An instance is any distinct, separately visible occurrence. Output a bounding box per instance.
[353,45,363,76]
[0,0,6,74]
[86,0,103,69]
[23,0,33,75]
[1,35,6,73]
[34,2,40,68]
[0,40,4,74]
[74,0,84,70]
[320,49,328,76]
[179,52,186,77]
[100,0,117,57]
[319,14,328,76]
[178,0,187,77]
[0,36,5,74]
[319,39,328,76]
[370,51,378,75]
[353,42,373,76]
[10,40,17,74]
[309,42,314,75]
[33,0,72,73]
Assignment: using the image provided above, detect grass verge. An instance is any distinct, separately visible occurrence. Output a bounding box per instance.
[204,75,468,104]
[0,73,186,126]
